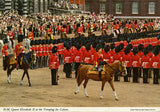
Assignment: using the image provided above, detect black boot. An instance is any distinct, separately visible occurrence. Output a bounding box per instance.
[99,71,102,81]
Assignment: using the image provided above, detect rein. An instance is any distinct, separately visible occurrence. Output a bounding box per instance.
[105,61,124,76]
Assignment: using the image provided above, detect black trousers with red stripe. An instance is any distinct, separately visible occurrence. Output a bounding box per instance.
[153,69,159,84]
[51,69,58,85]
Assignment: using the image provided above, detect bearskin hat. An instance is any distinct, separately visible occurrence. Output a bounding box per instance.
[143,47,148,56]
[132,47,138,55]
[115,46,121,54]
[138,44,144,51]
[104,45,110,53]
[52,46,58,54]
[3,38,8,44]
[86,43,91,51]
[110,43,115,50]
[153,46,159,56]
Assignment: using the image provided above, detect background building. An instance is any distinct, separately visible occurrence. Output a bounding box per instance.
[85,0,160,17]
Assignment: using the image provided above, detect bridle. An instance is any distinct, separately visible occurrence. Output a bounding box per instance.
[104,61,126,76]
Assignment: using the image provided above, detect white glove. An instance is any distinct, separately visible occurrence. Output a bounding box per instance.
[95,65,98,68]
[3,55,5,57]
[15,56,16,59]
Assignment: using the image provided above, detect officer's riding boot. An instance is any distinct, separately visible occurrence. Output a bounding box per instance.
[99,71,102,81]
[124,75,129,82]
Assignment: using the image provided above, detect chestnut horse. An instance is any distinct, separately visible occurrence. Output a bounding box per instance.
[75,61,127,100]
[3,51,36,87]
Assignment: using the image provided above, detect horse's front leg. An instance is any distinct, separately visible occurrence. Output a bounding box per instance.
[7,68,11,84]
[25,70,32,87]
[20,71,25,85]
[108,80,119,101]
[100,80,107,99]
[83,78,89,97]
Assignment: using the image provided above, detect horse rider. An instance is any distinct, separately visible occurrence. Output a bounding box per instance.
[14,35,25,69]
[49,46,59,85]
[7,26,14,48]
[94,44,104,80]
[2,38,8,70]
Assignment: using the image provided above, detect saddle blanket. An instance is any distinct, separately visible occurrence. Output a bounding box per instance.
[10,57,16,65]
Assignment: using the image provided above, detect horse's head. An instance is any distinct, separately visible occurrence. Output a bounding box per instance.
[31,51,36,64]
[119,61,127,76]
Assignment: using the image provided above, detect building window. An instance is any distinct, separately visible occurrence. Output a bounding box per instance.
[38,0,41,13]
[100,2,106,13]
[132,2,138,14]
[149,2,155,14]
[43,0,45,13]
[85,2,90,11]
[116,2,122,14]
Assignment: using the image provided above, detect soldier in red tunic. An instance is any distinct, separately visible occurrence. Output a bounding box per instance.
[2,38,8,70]
[83,43,92,65]
[30,40,36,69]
[141,47,151,83]
[137,44,144,77]
[113,45,123,81]
[132,47,141,83]
[122,44,133,82]
[49,46,59,85]
[103,45,111,64]
[74,43,83,78]
[63,44,73,78]
[38,40,43,68]
[151,46,160,84]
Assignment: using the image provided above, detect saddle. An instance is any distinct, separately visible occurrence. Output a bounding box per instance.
[87,66,106,76]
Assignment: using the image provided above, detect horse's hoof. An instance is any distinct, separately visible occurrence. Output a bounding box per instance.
[100,96,103,99]
[115,98,119,101]
[86,95,89,97]
[20,83,23,85]
[29,84,32,87]
[74,92,77,94]
[8,81,11,84]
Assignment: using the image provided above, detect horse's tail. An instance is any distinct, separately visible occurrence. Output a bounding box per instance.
[76,64,83,84]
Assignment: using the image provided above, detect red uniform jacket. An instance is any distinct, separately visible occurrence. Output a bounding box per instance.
[14,44,24,57]
[57,44,64,55]
[49,54,59,69]
[93,52,103,65]
[19,28,23,34]
[141,56,151,68]
[103,52,111,64]
[151,56,160,69]
[2,45,8,56]
[122,54,132,67]
[45,46,49,56]
[46,28,51,34]
[28,32,34,40]
[132,55,141,67]
[112,53,122,63]
[38,46,42,57]
[48,45,53,56]
[30,46,35,52]
[83,50,92,64]
[74,49,83,63]
[63,49,73,63]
